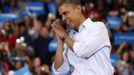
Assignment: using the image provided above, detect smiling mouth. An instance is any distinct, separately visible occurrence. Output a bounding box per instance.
[66,19,71,25]
[67,21,70,25]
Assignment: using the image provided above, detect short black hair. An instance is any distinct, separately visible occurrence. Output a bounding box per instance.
[57,0,81,8]
[36,14,48,26]
[19,22,25,27]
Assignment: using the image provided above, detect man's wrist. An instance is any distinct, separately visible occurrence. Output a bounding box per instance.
[62,34,70,42]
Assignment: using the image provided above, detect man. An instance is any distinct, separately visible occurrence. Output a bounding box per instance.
[51,0,114,75]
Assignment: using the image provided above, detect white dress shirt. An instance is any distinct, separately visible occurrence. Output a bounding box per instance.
[52,18,114,75]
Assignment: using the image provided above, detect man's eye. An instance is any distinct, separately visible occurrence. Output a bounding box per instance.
[63,12,68,16]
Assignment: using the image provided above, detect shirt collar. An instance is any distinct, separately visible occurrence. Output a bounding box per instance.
[79,18,92,32]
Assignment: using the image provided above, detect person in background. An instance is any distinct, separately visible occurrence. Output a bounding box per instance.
[117,51,130,75]
[32,57,51,75]
[129,49,134,75]
[0,21,17,50]
[33,26,52,66]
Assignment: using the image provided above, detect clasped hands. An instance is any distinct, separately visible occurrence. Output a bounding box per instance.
[51,20,67,41]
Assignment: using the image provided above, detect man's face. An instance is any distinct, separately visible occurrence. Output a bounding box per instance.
[58,4,81,29]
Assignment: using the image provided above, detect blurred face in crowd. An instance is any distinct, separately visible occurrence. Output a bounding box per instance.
[0,43,5,50]
[40,26,49,38]
[128,16,134,29]
[20,26,26,34]
[130,50,134,61]
[122,51,129,61]
[33,57,41,68]
[58,3,83,30]
[24,15,31,24]
[15,61,23,70]
[3,21,11,31]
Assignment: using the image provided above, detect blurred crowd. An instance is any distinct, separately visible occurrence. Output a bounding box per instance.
[0,0,134,75]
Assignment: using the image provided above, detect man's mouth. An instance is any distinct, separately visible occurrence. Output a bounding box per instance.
[67,21,70,25]
[66,19,71,25]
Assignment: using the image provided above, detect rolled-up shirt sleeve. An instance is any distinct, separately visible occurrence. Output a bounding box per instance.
[73,22,110,58]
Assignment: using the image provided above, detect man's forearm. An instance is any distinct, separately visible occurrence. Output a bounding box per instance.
[54,42,64,70]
